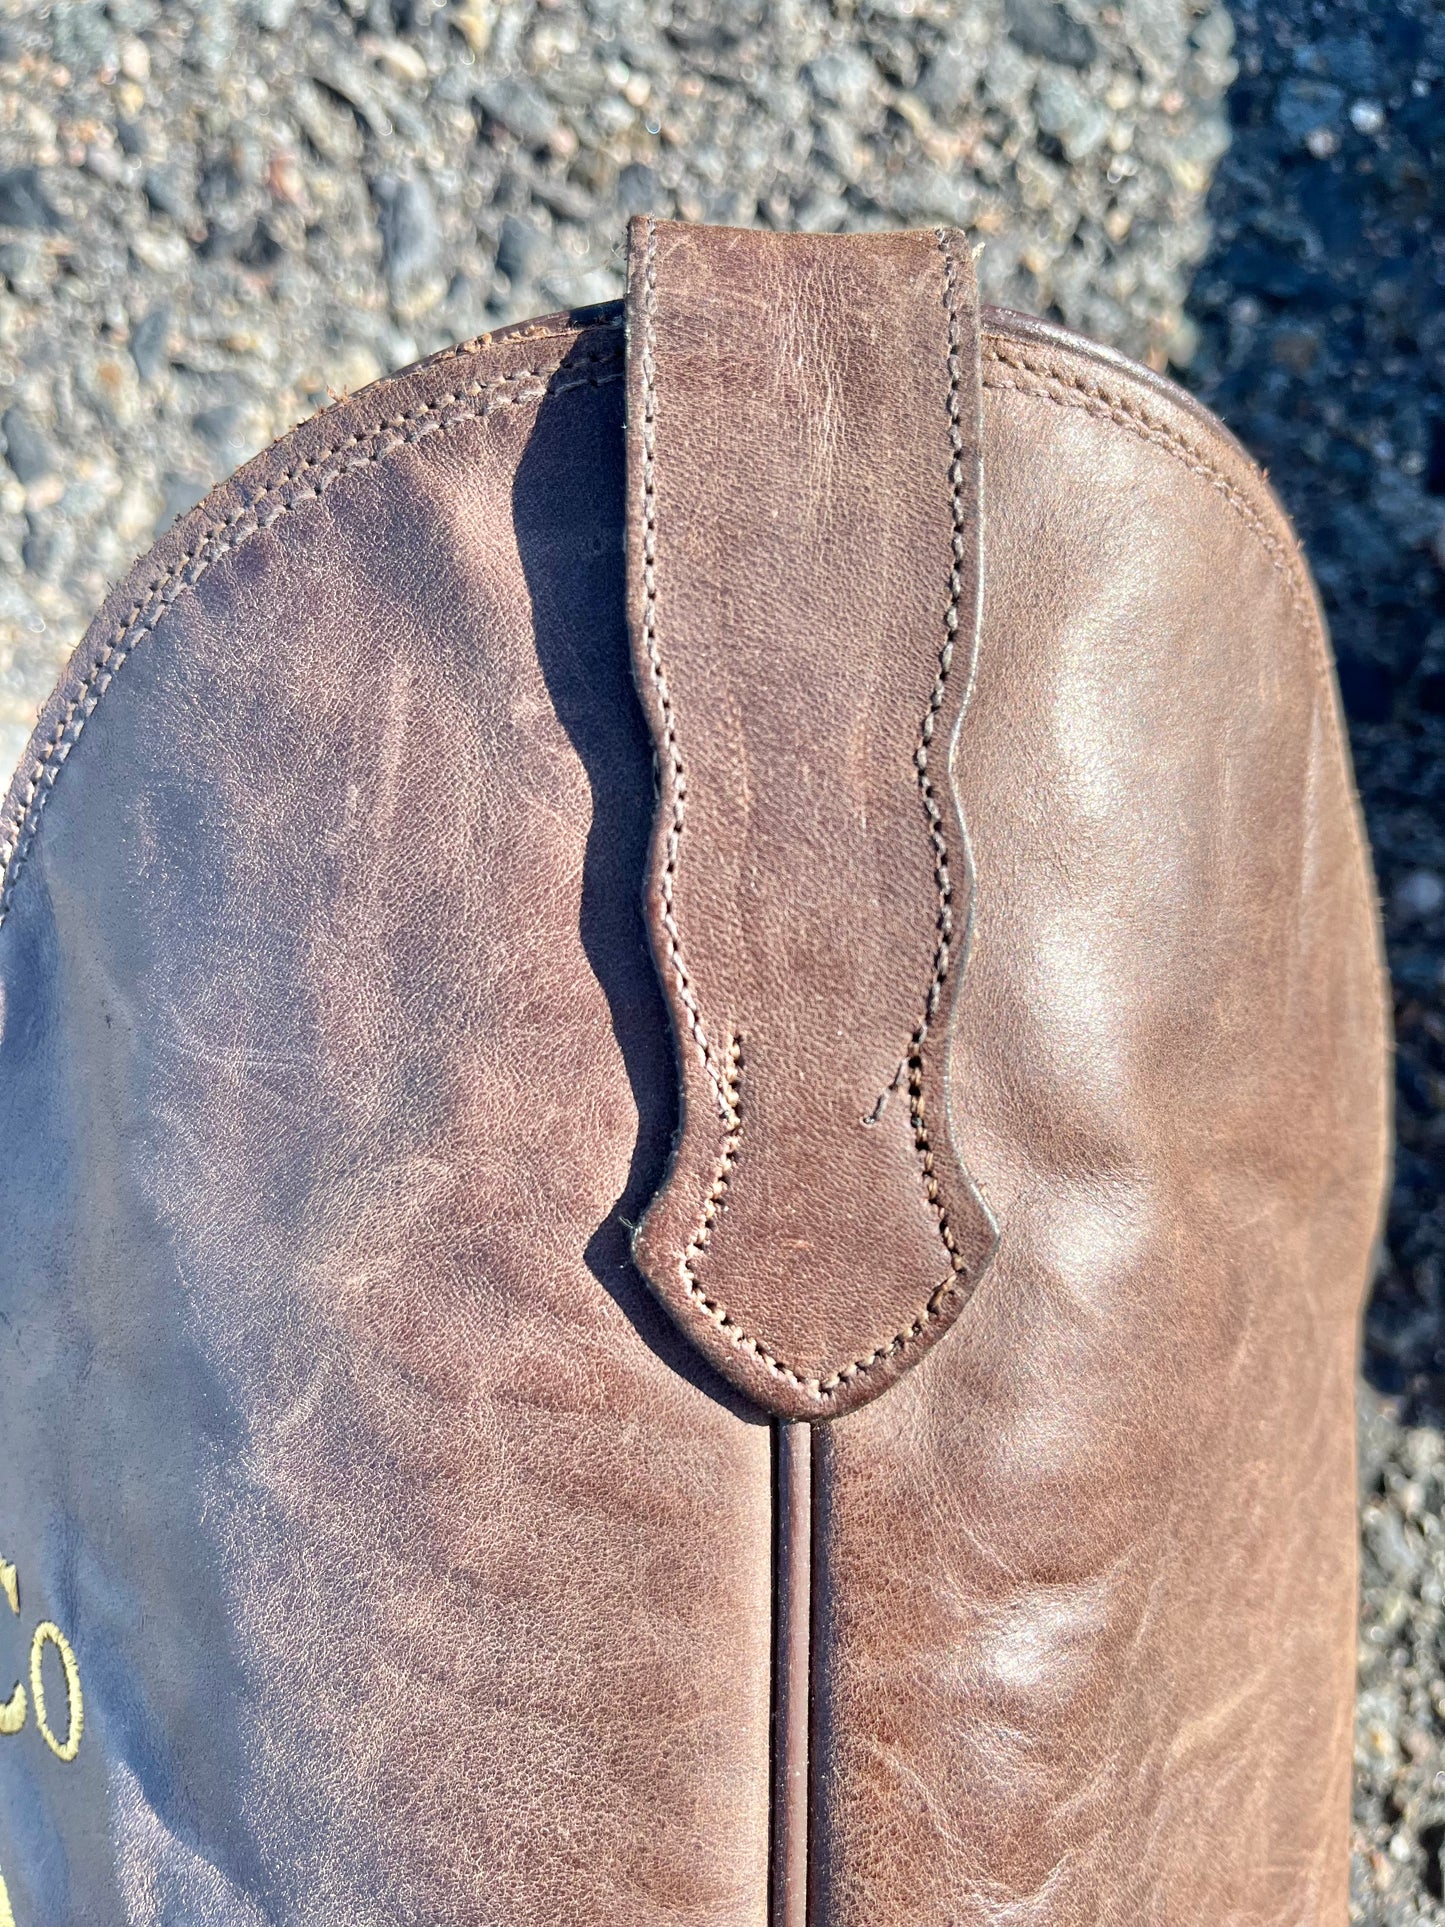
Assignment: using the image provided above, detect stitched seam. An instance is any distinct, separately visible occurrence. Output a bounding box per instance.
[980,341,1313,623]
[674,1039,975,1400]
[677,1034,745,1324]
[902,228,974,1283]
[637,214,731,1119]
[435,310,624,366]
[11,340,621,698]
[980,345,1384,1122]
[717,297,1330,1401]
[0,351,622,930]
[979,344,1366,877]
[660,230,980,1406]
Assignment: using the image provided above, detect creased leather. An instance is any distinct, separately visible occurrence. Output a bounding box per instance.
[623,218,998,1421]
[0,246,1390,1927]
[810,319,1391,1927]
[0,315,772,1927]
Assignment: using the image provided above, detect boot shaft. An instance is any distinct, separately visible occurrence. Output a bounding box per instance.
[0,222,1389,1926]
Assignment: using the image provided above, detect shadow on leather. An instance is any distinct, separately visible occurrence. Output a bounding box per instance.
[513,334,759,1422]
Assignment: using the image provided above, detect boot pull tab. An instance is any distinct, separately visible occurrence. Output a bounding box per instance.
[624,216,998,1421]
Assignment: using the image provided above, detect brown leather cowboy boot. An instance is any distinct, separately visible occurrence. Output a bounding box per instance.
[0,219,1389,1926]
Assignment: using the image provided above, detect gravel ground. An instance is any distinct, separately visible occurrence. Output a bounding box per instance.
[1182,6,1445,1919]
[0,0,1236,776]
[0,0,1440,1918]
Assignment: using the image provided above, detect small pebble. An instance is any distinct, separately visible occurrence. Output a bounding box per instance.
[1276,76,1346,143]
[495,212,546,287]
[0,165,61,231]
[1004,0,1096,72]
[803,48,877,115]
[474,75,559,150]
[129,304,171,383]
[918,47,977,120]
[372,173,441,285]
[2,408,54,486]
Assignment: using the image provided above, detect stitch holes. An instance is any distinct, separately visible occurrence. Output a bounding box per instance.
[673,1026,972,1404]
[636,213,732,1124]
[881,228,975,1284]
[0,350,623,934]
[679,1032,743,1295]
[913,230,976,1282]
[671,233,979,1409]
[671,1035,841,1403]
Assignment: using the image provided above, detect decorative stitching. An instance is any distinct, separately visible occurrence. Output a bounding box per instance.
[980,340,1313,624]
[679,1031,743,1293]
[653,230,982,1406]
[976,346,1380,1084]
[672,1029,974,1400]
[799,314,1334,1401]
[0,298,1337,1411]
[899,227,975,1282]
[717,323,1344,1403]
[636,215,732,1120]
[0,348,623,931]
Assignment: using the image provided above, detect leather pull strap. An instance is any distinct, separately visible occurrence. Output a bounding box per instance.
[624,217,998,1420]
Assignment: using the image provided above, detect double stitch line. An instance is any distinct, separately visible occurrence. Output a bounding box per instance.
[0,349,621,932]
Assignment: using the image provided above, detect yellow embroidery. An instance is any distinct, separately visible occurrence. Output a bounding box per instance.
[29,1625,81,1765]
[0,1685,22,1737]
[0,1565,84,1920]
[0,1558,82,1763]
[0,1563,22,1738]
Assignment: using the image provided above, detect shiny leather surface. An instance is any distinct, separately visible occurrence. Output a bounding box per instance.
[813,325,1390,1927]
[624,218,997,1420]
[0,314,772,1926]
[0,231,1388,1926]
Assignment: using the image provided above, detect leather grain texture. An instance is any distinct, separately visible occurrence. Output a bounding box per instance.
[0,313,773,1927]
[0,236,1389,1927]
[624,218,998,1421]
[811,324,1390,1927]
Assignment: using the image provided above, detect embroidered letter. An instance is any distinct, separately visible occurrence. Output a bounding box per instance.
[0,1560,84,1764]
[29,1625,81,1765]
[0,1562,22,1738]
